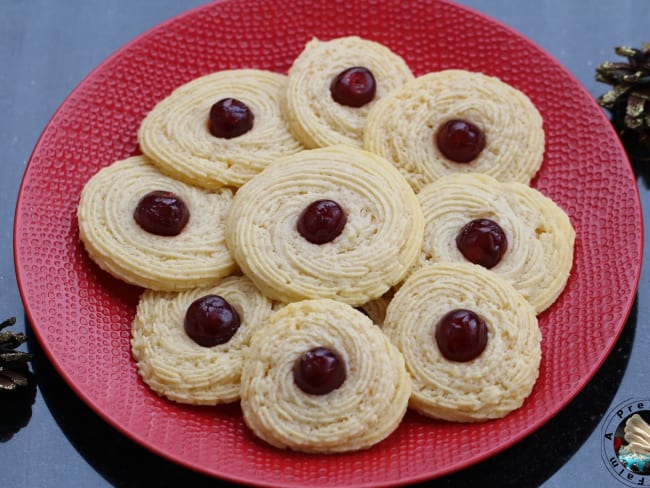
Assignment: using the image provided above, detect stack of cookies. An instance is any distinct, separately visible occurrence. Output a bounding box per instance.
[77,36,575,453]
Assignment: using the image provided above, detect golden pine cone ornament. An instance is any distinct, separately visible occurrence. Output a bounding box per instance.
[0,318,33,391]
[596,44,650,154]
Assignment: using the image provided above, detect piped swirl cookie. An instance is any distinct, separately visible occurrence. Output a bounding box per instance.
[131,275,274,405]
[364,69,545,191]
[225,145,425,306]
[77,155,236,291]
[283,36,414,149]
[415,173,575,313]
[240,299,411,453]
[383,262,541,422]
[138,69,303,189]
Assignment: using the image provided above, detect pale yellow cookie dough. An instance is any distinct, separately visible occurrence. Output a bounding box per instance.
[383,262,541,422]
[138,69,303,189]
[283,36,413,148]
[240,299,411,453]
[364,69,545,191]
[225,145,425,306]
[131,275,274,405]
[77,155,236,291]
[415,173,575,313]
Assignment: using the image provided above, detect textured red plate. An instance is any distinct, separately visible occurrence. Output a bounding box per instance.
[14,0,642,486]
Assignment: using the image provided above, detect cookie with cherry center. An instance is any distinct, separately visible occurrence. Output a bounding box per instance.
[77,155,236,291]
[138,69,304,189]
[282,36,414,149]
[383,262,542,422]
[240,299,411,453]
[224,145,424,307]
[414,172,575,314]
[131,275,274,405]
[364,69,545,192]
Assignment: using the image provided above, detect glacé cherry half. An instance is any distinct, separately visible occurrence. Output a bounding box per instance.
[434,309,488,362]
[456,218,508,269]
[184,295,241,347]
[293,346,346,395]
[133,190,190,237]
[297,199,347,244]
[435,119,486,163]
[330,67,377,108]
[209,97,254,139]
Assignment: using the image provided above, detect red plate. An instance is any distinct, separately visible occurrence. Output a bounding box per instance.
[14,0,642,486]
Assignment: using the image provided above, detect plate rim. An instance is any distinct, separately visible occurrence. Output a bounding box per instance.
[13,0,644,486]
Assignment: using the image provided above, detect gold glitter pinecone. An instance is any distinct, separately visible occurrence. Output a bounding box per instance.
[596,43,650,153]
[0,318,33,391]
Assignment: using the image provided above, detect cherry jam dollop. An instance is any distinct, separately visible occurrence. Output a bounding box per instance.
[435,119,486,163]
[456,218,507,269]
[330,67,376,108]
[297,199,347,244]
[293,346,346,395]
[208,98,254,139]
[183,295,241,347]
[133,190,190,236]
[434,309,488,362]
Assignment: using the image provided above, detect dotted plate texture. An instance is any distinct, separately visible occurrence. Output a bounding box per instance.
[14,0,643,486]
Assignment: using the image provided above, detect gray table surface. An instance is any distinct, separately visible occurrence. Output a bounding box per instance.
[2,1,649,486]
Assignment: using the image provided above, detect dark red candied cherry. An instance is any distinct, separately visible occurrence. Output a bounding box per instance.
[435,119,486,163]
[434,309,488,362]
[456,218,507,269]
[293,346,346,395]
[208,97,254,139]
[133,190,190,236]
[183,295,241,347]
[330,67,377,108]
[297,199,347,244]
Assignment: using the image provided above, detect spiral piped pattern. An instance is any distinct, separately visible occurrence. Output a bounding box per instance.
[383,263,541,422]
[77,156,236,291]
[284,36,413,149]
[415,173,575,313]
[225,145,425,306]
[364,69,545,192]
[138,69,303,189]
[240,299,411,453]
[131,275,274,405]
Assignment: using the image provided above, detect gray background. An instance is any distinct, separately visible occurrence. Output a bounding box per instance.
[2,1,649,486]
